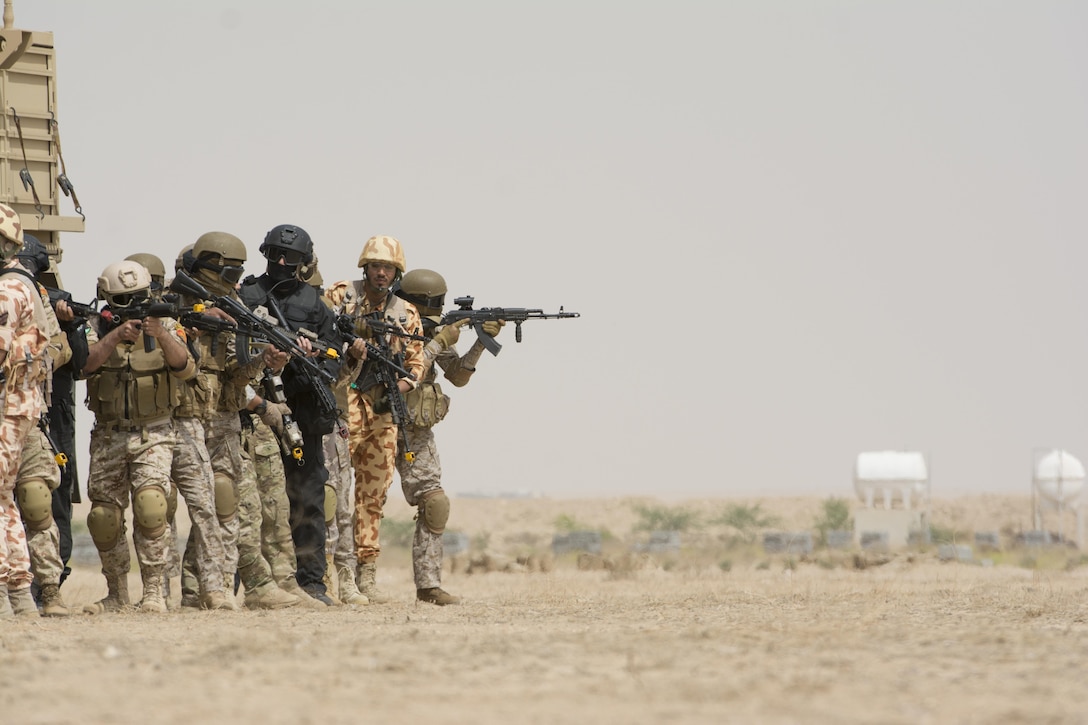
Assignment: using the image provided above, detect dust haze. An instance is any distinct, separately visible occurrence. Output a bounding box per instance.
[18,1,1088,500]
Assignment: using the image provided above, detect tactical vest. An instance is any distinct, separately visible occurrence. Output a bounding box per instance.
[175,329,230,420]
[347,286,414,396]
[87,335,180,426]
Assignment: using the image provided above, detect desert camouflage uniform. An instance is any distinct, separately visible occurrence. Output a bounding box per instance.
[20,426,64,587]
[211,408,281,597]
[87,421,176,583]
[323,410,354,572]
[173,415,229,599]
[176,307,273,603]
[85,319,195,606]
[325,281,424,564]
[172,311,242,604]
[16,280,70,590]
[245,414,297,586]
[0,264,50,593]
[397,335,482,589]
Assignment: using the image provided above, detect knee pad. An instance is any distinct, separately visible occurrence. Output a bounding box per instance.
[87,502,123,551]
[420,489,450,535]
[132,486,168,539]
[324,484,337,526]
[166,482,178,521]
[214,473,238,523]
[16,478,54,532]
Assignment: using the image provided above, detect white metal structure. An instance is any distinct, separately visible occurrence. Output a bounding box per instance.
[854,450,930,510]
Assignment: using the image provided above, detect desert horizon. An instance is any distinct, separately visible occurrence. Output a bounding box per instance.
[8,492,1088,724]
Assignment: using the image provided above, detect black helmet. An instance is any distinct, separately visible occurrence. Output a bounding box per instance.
[259,224,313,267]
[16,233,49,278]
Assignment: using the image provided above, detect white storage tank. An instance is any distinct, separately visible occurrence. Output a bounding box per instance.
[1033,449,1085,505]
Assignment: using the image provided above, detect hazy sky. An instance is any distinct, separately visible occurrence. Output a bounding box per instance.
[16,1,1088,499]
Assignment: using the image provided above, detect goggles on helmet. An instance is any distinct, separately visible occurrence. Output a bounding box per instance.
[109,290,150,308]
[263,246,307,267]
[196,256,245,285]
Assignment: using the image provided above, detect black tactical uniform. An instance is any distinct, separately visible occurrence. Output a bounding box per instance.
[239,225,340,600]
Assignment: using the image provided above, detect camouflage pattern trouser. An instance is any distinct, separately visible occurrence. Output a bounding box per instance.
[397,425,445,590]
[244,416,297,587]
[323,421,355,571]
[208,411,276,593]
[171,416,228,598]
[0,415,35,589]
[348,394,397,564]
[87,421,174,583]
[17,426,64,588]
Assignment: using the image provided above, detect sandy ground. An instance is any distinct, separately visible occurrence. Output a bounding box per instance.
[4,495,1088,724]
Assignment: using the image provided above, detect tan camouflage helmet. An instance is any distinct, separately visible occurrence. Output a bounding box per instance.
[0,202,24,260]
[299,253,323,287]
[97,260,152,305]
[357,235,406,273]
[125,253,166,284]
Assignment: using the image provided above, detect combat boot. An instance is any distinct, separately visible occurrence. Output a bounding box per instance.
[278,578,327,610]
[357,562,391,604]
[302,584,336,607]
[83,572,130,615]
[0,584,13,620]
[8,585,39,617]
[136,569,167,613]
[243,581,301,610]
[337,565,369,606]
[202,590,239,611]
[323,553,340,603]
[417,587,462,606]
[39,584,71,617]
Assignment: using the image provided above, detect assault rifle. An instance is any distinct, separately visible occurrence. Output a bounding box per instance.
[45,287,98,320]
[99,300,186,353]
[441,296,580,356]
[333,314,417,464]
[363,317,428,342]
[178,310,237,358]
[169,271,341,432]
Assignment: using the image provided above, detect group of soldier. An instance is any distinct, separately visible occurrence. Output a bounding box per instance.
[0,202,502,618]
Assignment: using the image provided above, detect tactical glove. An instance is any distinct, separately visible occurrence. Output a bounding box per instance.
[434,319,469,350]
[259,401,292,437]
[481,319,505,338]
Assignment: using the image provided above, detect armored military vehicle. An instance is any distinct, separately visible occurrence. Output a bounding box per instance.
[0,0,84,289]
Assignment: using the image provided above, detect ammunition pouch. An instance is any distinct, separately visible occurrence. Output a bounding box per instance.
[404,382,449,428]
[176,370,221,420]
[362,383,389,415]
[88,344,180,425]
